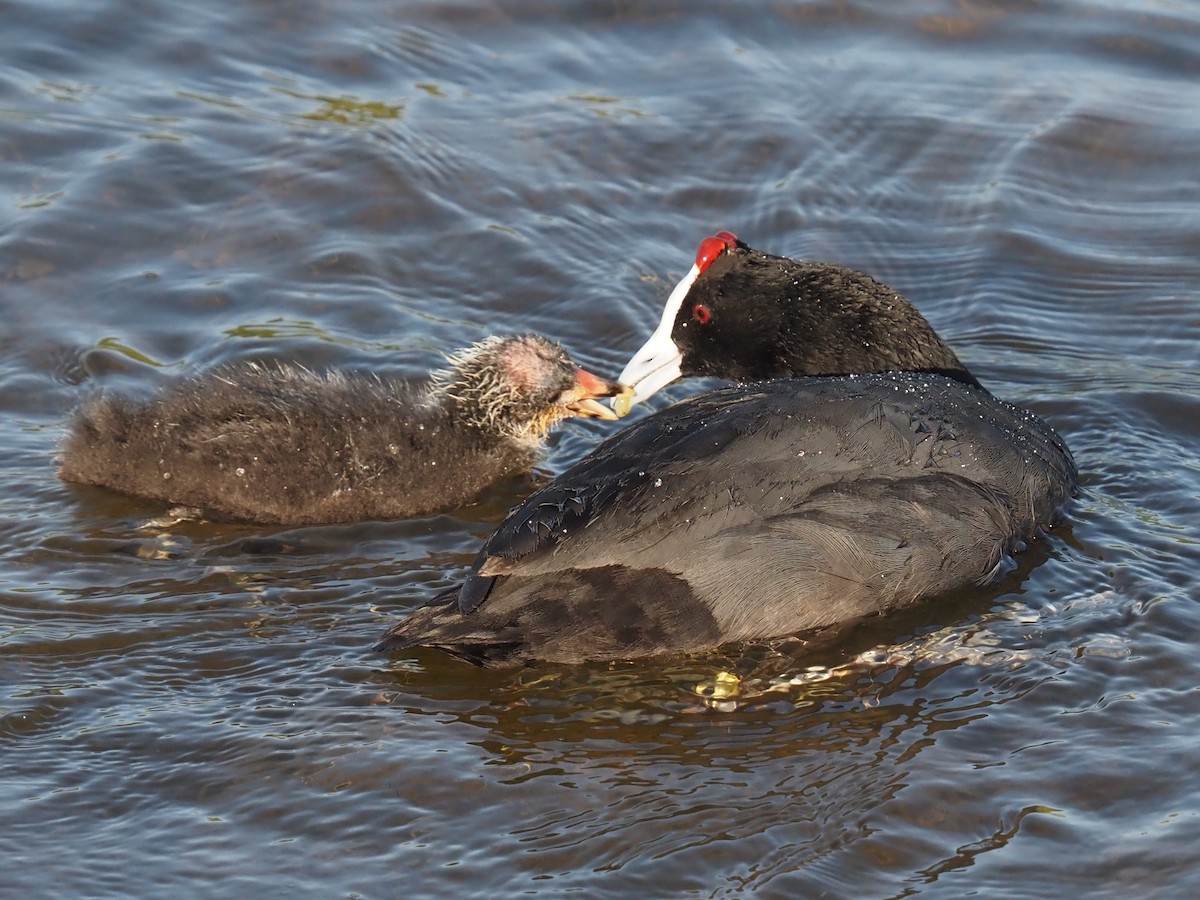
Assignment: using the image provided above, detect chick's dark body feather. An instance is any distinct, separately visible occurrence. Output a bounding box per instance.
[60,334,626,524]
[61,364,536,525]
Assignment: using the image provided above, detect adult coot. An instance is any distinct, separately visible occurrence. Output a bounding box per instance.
[60,334,629,525]
[376,233,1077,665]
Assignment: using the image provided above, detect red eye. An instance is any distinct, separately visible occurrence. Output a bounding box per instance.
[693,304,711,324]
[694,231,739,272]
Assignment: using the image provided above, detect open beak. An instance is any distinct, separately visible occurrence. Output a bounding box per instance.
[563,367,635,421]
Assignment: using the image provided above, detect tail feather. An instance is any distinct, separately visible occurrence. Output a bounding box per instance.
[373,587,526,667]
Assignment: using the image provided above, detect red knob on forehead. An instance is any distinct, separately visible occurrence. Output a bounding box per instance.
[694,231,739,272]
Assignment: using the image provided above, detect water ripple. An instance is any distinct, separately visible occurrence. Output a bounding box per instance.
[3,0,1200,896]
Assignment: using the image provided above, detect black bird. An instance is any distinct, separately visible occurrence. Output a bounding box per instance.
[376,233,1077,665]
[60,334,628,525]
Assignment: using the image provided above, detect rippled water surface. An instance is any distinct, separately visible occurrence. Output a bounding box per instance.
[4,0,1200,896]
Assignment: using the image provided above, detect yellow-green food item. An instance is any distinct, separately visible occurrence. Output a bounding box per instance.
[612,386,635,418]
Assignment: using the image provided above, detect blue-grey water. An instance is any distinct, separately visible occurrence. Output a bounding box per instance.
[3,1,1200,896]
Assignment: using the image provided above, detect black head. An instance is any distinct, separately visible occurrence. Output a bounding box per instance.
[619,232,976,404]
